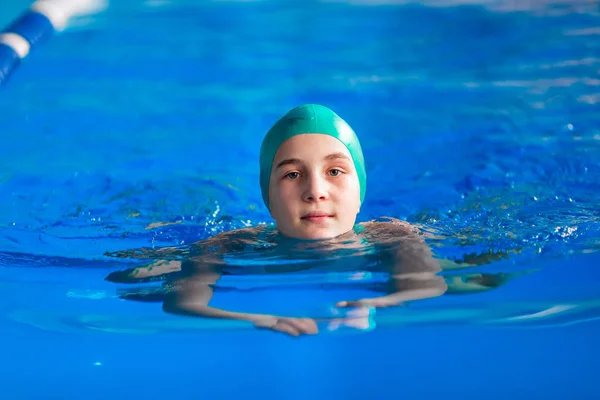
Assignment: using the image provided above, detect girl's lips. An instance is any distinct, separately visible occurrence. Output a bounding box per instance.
[301,212,334,223]
[302,216,331,223]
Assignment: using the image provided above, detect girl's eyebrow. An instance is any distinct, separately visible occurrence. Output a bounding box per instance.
[275,158,303,169]
[275,153,350,169]
[324,152,351,161]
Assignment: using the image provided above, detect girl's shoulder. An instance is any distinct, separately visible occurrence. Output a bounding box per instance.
[358,217,419,239]
[213,224,272,243]
[191,225,272,255]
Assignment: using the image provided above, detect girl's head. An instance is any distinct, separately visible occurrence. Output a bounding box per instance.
[259,104,366,240]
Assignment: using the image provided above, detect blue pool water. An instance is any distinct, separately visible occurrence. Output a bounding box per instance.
[1,0,600,398]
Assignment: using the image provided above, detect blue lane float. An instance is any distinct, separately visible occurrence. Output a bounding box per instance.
[0,41,21,83]
[0,0,106,86]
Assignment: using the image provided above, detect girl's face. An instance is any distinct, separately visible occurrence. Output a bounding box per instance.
[268,134,361,240]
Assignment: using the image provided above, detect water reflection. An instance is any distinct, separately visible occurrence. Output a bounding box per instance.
[105,219,529,336]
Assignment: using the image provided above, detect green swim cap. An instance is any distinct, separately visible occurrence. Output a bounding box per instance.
[259,104,367,209]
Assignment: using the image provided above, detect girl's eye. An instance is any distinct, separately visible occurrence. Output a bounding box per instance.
[328,169,342,177]
[285,172,300,179]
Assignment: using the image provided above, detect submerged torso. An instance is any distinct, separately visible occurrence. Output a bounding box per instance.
[185,219,417,279]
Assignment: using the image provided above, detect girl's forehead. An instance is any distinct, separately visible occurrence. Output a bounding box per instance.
[275,133,349,158]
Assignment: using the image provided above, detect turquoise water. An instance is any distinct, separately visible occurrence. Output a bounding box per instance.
[1,0,600,398]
